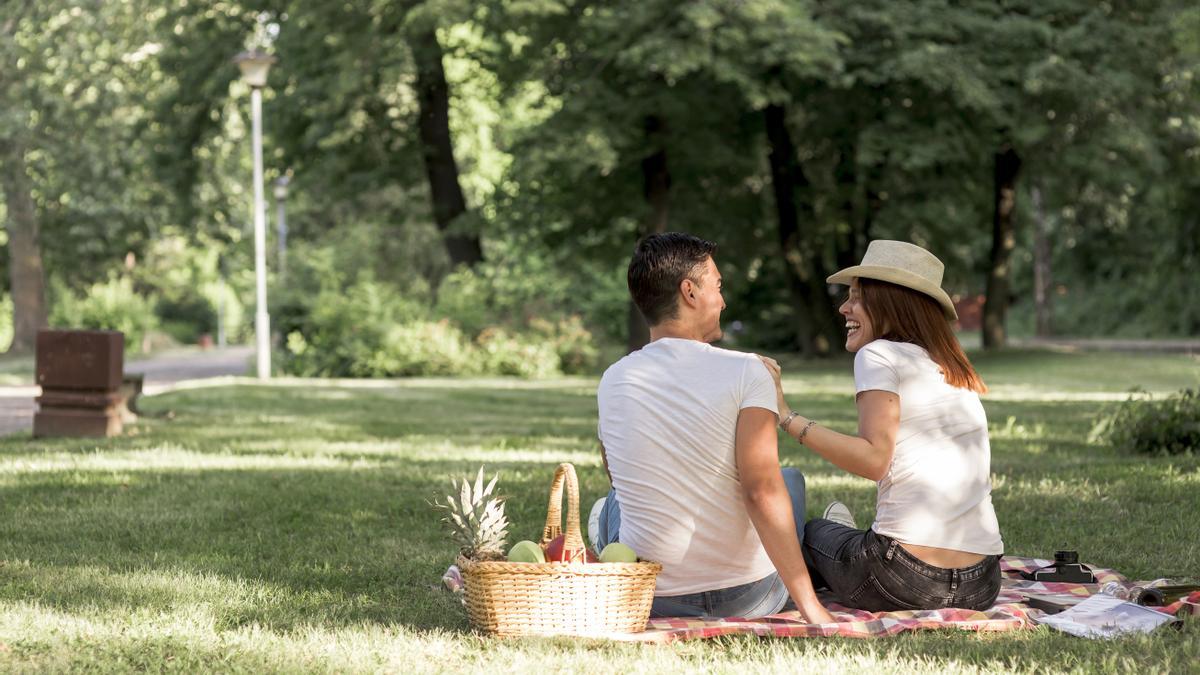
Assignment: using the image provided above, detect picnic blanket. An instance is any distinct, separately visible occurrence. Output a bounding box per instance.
[609,556,1200,642]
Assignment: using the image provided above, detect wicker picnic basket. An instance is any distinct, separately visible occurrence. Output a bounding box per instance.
[458,462,661,637]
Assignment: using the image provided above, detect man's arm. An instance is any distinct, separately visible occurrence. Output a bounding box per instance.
[735,407,834,624]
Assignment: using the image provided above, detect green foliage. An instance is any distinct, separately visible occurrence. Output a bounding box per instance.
[432,268,491,337]
[530,315,600,375]
[361,320,476,377]
[156,294,216,344]
[280,281,590,379]
[276,240,606,377]
[5,0,1200,360]
[48,276,158,352]
[1091,388,1200,456]
[0,296,11,352]
[474,327,560,378]
[279,277,430,377]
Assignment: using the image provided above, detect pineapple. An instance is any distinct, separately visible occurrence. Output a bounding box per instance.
[432,466,509,561]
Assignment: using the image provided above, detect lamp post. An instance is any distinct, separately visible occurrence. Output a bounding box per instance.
[273,174,290,283]
[233,50,276,380]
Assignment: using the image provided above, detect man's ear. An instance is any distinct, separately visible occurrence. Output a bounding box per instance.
[679,278,697,307]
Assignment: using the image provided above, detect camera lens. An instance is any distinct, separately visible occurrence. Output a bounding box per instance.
[1054,550,1079,565]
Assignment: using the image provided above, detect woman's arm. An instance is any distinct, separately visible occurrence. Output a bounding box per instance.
[759,356,899,482]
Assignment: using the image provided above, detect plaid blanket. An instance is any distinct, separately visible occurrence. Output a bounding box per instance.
[610,555,1199,642]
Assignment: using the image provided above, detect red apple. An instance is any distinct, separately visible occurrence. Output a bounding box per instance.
[543,535,599,563]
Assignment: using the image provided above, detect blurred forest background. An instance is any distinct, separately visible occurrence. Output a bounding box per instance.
[2,0,1198,377]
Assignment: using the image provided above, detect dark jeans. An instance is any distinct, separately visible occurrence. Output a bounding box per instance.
[802,518,1002,612]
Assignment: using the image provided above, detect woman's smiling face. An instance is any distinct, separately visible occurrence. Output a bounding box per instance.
[838,278,876,352]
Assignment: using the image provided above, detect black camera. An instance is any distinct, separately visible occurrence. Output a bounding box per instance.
[1029,550,1096,583]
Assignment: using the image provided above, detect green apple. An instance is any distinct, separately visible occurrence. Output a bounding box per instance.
[599,542,638,563]
[507,540,546,563]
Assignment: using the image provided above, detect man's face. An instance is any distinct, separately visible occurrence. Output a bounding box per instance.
[690,257,726,342]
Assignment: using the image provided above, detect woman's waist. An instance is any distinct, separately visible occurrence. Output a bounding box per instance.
[870,506,1004,562]
[898,542,987,569]
[871,531,1001,580]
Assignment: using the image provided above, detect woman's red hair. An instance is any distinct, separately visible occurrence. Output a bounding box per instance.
[858,278,987,393]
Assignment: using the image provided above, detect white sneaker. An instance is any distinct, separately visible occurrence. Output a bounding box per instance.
[823,501,857,529]
[587,496,607,549]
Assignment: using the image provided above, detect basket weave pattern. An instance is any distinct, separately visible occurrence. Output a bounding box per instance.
[459,463,661,636]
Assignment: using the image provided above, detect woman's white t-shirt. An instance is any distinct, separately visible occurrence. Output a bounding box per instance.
[854,339,1004,555]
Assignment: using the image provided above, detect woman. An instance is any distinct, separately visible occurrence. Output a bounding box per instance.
[760,240,1004,612]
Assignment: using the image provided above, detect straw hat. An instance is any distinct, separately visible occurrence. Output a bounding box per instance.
[827,240,958,321]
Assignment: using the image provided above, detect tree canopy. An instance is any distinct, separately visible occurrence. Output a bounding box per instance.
[2,0,1197,358]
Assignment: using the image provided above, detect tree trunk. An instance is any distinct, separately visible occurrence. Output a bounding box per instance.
[834,132,864,272]
[1,136,47,353]
[627,116,671,353]
[1031,185,1053,337]
[983,145,1022,349]
[765,103,839,356]
[411,28,482,268]
[858,160,885,263]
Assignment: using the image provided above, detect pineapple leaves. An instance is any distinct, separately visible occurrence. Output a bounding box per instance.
[431,466,509,561]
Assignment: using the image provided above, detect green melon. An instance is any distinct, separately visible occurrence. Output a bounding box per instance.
[599,542,638,563]
[507,540,546,563]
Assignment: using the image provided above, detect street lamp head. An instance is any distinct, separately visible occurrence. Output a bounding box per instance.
[273,175,290,200]
[233,50,277,88]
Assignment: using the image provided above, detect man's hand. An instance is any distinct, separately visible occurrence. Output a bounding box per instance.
[799,599,835,625]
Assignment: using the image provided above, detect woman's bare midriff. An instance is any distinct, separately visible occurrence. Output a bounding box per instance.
[899,542,987,569]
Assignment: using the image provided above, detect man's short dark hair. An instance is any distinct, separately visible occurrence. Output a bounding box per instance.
[627,232,717,326]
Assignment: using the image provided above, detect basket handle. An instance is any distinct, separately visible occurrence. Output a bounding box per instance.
[540,463,586,555]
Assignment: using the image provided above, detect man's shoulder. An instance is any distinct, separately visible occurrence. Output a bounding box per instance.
[603,341,758,373]
[701,343,761,365]
[599,350,641,382]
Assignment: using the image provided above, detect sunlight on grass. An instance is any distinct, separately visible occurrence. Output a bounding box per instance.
[0,448,370,475]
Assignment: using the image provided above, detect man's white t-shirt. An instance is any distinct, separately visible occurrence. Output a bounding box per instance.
[854,339,1004,555]
[597,337,779,596]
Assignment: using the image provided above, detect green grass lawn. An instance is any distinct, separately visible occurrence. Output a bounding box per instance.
[1,349,1198,672]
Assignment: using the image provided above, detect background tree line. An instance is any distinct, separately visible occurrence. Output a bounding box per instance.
[1,0,1198,370]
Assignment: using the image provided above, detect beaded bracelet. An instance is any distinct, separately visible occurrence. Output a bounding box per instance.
[795,420,817,444]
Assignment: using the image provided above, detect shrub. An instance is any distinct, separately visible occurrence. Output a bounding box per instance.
[1090,388,1200,456]
[50,276,158,353]
[434,268,492,337]
[157,293,217,344]
[280,278,428,377]
[368,320,476,377]
[474,328,560,378]
[530,316,600,375]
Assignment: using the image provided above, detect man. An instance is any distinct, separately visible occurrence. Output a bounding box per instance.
[592,232,832,623]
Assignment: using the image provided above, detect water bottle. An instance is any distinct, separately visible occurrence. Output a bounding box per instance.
[1100,581,1165,606]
